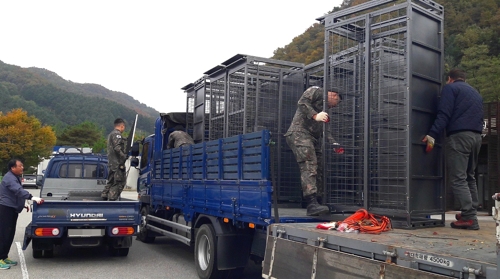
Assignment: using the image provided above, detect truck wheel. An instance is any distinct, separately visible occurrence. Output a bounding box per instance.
[137,206,155,243]
[118,248,129,257]
[195,224,224,279]
[33,249,42,259]
[225,267,245,279]
[44,249,54,258]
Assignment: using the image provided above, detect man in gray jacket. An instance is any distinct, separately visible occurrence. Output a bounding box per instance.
[101,118,128,201]
[0,159,43,270]
[167,125,194,149]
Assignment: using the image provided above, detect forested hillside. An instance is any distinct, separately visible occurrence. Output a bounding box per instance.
[272,0,500,101]
[0,61,156,134]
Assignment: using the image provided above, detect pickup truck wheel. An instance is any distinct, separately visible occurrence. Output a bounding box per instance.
[195,224,224,279]
[109,247,119,256]
[44,249,54,258]
[137,206,155,243]
[33,249,43,259]
[118,248,129,257]
[225,267,245,279]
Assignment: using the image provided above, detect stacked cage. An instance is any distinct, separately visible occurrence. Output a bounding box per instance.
[190,54,306,204]
[484,103,500,211]
[182,76,211,143]
[322,0,445,228]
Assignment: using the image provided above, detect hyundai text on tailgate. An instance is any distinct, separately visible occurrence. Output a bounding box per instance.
[22,149,140,258]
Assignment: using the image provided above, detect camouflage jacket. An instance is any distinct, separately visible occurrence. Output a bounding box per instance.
[285,86,325,139]
[167,131,194,149]
[107,128,127,170]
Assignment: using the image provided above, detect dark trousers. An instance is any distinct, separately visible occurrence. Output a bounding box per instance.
[446,131,482,220]
[0,204,18,260]
[102,168,126,201]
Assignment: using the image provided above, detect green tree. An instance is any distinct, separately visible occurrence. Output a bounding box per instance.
[460,44,500,101]
[57,121,103,149]
[0,109,56,173]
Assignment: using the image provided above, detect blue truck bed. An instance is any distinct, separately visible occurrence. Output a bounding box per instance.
[149,130,313,227]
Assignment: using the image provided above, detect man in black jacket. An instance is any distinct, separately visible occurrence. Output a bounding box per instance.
[423,69,483,230]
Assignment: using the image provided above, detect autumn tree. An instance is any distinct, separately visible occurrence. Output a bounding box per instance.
[0,109,56,174]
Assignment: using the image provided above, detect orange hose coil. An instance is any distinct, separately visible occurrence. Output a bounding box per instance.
[340,209,392,234]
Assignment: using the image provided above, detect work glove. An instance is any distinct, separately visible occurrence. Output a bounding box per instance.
[314,112,329,122]
[422,135,435,153]
[332,142,344,154]
[31,196,44,204]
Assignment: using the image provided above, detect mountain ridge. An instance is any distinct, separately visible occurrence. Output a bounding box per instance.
[0,60,158,134]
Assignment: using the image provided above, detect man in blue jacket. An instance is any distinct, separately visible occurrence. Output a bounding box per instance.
[423,69,483,230]
[0,159,43,269]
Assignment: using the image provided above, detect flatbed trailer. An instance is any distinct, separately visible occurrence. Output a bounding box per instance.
[263,215,498,279]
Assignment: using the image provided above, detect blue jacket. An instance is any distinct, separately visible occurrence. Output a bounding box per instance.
[429,80,483,139]
[0,171,33,213]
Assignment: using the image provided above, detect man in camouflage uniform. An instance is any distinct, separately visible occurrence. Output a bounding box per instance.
[285,86,342,216]
[167,125,194,148]
[101,118,128,201]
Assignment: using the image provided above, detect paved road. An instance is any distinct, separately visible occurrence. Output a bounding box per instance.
[3,189,262,279]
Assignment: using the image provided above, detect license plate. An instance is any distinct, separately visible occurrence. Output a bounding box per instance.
[67,229,104,237]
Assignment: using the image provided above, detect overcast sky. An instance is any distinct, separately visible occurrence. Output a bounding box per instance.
[0,0,343,114]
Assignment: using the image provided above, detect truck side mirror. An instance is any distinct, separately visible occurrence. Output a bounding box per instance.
[131,142,140,157]
[130,157,139,168]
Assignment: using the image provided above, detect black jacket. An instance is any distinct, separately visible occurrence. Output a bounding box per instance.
[429,80,483,138]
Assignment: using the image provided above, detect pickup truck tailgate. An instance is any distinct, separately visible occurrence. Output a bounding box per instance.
[31,200,140,226]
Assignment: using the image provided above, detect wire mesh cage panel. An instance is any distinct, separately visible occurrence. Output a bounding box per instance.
[323,16,367,213]
[185,89,195,137]
[207,67,226,141]
[305,59,325,88]
[322,0,445,228]
[276,71,305,203]
[200,54,306,204]
[182,76,211,143]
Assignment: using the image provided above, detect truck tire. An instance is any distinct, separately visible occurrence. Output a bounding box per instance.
[33,249,42,259]
[118,248,129,256]
[44,249,54,258]
[109,247,118,256]
[110,247,129,257]
[195,224,225,279]
[225,267,245,279]
[137,206,155,243]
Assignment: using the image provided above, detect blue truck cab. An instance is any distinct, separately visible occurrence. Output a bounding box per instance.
[22,148,140,258]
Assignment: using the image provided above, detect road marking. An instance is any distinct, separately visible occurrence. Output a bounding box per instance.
[16,242,29,279]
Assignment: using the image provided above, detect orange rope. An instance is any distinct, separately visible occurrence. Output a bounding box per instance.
[340,209,392,234]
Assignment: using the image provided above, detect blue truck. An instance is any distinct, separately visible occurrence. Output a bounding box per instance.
[132,113,327,279]
[22,148,140,258]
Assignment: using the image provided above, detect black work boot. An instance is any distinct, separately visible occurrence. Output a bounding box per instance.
[305,194,330,216]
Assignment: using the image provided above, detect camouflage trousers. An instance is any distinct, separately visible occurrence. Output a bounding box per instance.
[101,167,126,201]
[285,132,323,197]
